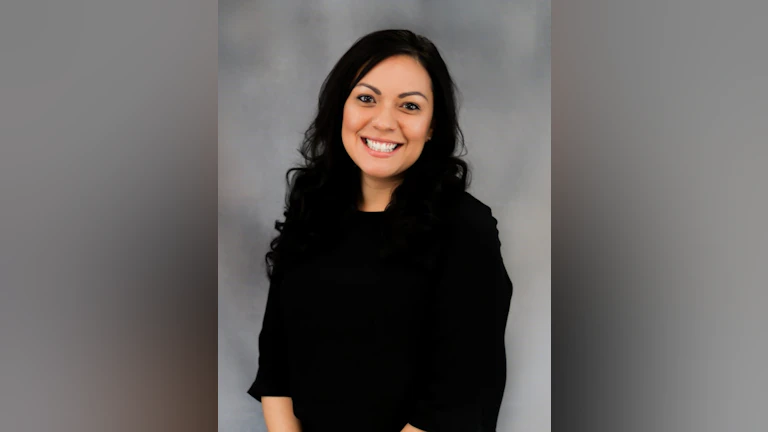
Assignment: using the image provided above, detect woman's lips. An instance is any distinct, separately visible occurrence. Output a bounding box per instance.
[361,136,402,158]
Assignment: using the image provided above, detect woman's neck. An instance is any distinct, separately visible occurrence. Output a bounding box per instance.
[359,174,401,212]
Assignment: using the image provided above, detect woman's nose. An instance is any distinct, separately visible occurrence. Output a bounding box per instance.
[371,107,396,131]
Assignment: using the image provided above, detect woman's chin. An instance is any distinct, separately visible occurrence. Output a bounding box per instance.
[360,168,401,183]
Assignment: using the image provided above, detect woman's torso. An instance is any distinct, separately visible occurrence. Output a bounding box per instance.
[278,211,434,431]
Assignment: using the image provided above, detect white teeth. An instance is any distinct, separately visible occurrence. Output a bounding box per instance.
[364,138,400,153]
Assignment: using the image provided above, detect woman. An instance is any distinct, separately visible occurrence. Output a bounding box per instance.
[248,29,513,432]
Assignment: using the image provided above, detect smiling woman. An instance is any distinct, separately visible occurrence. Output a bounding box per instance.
[342,55,434,205]
[247,29,513,432]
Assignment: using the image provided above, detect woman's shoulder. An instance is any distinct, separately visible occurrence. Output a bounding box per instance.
[442,191,499,238]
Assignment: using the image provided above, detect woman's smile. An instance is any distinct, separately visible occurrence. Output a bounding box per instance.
[361,136,404,158]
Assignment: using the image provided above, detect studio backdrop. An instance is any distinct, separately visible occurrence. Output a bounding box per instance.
[218,1,550,430]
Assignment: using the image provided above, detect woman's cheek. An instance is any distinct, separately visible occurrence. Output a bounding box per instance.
[343,107,367,129]
[404,120,429,141]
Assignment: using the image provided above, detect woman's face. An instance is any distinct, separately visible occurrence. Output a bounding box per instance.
[341,55,434,184]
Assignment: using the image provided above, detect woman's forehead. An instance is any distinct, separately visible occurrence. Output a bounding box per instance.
[354,55,432,94]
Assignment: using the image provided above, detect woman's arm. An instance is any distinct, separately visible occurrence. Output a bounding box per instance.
[262,396,302,432]
[401,423,426,432]
[407,198,513,431]
[247,278,297,428]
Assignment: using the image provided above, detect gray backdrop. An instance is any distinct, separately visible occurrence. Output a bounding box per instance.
[218,1,550,431]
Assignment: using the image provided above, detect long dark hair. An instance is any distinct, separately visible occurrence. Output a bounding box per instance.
[266,29,469,281]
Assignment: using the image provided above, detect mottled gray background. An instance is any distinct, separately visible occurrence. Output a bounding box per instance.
[218,1,551,431]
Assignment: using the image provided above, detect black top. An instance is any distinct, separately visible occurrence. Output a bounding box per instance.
[248,192,513,432]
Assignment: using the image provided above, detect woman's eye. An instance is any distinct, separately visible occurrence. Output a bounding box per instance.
[403,102,420,111]
[357,95,374,103]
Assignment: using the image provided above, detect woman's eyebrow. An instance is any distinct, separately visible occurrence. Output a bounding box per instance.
[397,91,428,101]
[356,83,429,101]
[356,83,381,95]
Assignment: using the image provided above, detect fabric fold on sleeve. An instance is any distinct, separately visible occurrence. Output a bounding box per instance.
[408,205,513,432]
[247,277,292,402]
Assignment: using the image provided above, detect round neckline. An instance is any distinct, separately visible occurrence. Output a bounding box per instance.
[354,209,386,216]
[352,209,388,223]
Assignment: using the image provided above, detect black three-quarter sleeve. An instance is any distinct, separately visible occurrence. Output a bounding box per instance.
[408,200,514,432]
[247,277,291,402]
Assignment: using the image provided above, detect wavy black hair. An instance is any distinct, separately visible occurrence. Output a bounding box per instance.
[266,29,470,281]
